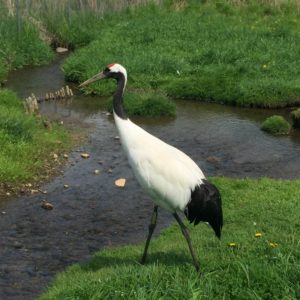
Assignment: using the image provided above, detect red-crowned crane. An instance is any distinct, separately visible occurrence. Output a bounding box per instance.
[79,63,223,272]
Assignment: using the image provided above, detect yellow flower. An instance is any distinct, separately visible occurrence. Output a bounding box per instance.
[255,232,263,238]
[228,242,237,247]
[269,242,278,248]
[262,64,267,69]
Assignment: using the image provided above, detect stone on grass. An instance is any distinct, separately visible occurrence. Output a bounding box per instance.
[56,47,68,53]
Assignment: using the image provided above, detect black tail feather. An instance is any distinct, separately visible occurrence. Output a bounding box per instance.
[184,180,223,238]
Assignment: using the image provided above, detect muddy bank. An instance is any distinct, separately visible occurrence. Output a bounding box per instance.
[1,55,300,300]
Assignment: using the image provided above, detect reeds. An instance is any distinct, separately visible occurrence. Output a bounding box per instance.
[1,0,300,19]
[0,0,163,18]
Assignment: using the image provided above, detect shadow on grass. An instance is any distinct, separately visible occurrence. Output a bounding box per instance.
[82,249,193,272]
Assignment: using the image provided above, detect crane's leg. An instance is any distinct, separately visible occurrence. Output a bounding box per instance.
[173,212,200,272]
[141,205,158,264]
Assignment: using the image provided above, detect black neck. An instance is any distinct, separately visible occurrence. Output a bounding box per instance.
[113,73,127,120]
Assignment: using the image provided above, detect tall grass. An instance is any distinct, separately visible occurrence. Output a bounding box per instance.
[0,0,163,48]
[0,1,53,82]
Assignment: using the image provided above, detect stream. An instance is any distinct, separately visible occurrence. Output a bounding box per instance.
[1,54,300,300]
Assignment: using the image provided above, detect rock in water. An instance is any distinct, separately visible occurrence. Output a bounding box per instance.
[41,201,54,210]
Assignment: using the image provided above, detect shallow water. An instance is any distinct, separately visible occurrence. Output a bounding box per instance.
[1,55,300,299]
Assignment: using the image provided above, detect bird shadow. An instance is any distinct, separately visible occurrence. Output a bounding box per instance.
[80,249,195,272]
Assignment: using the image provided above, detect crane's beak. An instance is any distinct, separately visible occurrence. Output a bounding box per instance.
[78,72,106,88]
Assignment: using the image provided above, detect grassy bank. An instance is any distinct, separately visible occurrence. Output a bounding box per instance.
[0,3,53,82]
[59,0,300,108]
[40,177,300,299]
[0,89,71,193]
[0,3,74,193]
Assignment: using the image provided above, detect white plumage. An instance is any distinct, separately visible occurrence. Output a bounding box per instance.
[114,112,205,212]
[79,63,223,272]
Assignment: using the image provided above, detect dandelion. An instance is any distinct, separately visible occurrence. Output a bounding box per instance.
[269,242,278,248]
[262,64,267,69]
[228,242,237,247]
[255,232,263,238]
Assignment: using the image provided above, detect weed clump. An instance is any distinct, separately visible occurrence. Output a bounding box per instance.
[106,92,176,117]
[261,115,291,135]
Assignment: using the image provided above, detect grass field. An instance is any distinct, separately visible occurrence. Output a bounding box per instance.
[40,177,300,299]
[57,0,300,108]
[0,89,71,189]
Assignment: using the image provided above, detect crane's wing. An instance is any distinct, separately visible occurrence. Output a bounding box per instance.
[124,125,205,212]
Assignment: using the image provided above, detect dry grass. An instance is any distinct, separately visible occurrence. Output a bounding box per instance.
[2,0,299,20]
[0,0,163,16]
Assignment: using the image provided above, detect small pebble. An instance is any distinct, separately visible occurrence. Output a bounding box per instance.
[115,178,126,188]
[63,154,69,159]
[53,153,58,159]
[13,241,23,249]
[81,153,90,159]
[206,156,221,163]
[94,170,100,175]
[64,184,69,189]
[41,201,54,210]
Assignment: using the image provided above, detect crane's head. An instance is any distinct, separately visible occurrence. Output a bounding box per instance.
[79,63,127,88]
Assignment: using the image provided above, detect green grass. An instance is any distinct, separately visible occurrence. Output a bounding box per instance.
[0,89,71,185]
[105,92,176,117]
[0,4,71,189]
[57,0,300,108]
[261,115,291,135]
[40,177,300,299]
[0,10,53,82]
